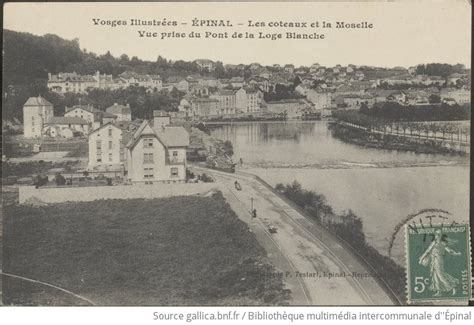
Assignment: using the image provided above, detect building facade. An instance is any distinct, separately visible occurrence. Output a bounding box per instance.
[23,96,54,138]
[88,122,130,172]
[126,121,189,184]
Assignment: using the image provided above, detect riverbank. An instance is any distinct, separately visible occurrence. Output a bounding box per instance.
[329,122,468,156]
[274,181,406,303]
[187,125,235,171]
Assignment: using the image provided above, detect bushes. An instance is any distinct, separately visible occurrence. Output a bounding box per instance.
[275,181,406,302]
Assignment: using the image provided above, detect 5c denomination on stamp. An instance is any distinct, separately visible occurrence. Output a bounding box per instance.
[406,224,471,303]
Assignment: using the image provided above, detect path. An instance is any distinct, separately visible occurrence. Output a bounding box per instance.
[193,166,396,305]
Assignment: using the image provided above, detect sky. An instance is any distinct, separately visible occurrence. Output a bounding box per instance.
[4,1,472,68]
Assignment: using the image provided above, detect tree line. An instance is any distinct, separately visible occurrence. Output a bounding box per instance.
[360,102,470,121]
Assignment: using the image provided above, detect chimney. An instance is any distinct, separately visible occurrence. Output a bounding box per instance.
[48,73,51,80]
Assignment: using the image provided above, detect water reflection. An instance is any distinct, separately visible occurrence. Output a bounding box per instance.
[210,121,465,168]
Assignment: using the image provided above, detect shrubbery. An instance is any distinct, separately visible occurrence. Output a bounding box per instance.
[275,181,405,303]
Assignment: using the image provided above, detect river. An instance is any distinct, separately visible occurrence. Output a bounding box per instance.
[210,121,470,265]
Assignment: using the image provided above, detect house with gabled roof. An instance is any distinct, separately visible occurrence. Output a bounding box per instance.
[87,121,136,173]
[126,120,189,184]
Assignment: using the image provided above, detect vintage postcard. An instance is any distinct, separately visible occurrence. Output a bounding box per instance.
[1,0,471,307]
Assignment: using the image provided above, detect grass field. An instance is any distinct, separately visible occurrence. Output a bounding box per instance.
[2,192,288,306]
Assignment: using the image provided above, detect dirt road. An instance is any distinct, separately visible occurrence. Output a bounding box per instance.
[192,166,395,305]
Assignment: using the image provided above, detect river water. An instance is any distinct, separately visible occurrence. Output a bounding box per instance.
[210,121,470,265]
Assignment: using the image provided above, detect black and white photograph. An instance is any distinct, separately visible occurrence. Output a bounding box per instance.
[1,0,472,311]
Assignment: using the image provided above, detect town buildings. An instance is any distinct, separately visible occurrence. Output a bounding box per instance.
[47,71,114,94]
[44,116,89,138]
[23,96,54,138]
[440,88,471,105]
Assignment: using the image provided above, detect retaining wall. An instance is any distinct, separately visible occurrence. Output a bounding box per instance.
[19,183,219,204]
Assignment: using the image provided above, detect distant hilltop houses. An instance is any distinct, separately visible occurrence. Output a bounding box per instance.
[43,60,470,122]
[47,71,163,93]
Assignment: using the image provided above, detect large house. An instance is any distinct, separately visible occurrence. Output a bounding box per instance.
[23,96,54,138]
[210,89,237,115]
[235,87,261,113]
[126,120,189,184]
[87,121,134,173]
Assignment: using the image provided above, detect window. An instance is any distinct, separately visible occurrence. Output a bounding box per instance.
[144,167,154,179]
[109,141,113,149]
[96,140,102,150]
[144,153,154,164]
[108,128,113,136]
[173,151,178,158]
[171,167,179,178]
[97,156,102,163]
[108,153,112,162]
[143,138,153,148]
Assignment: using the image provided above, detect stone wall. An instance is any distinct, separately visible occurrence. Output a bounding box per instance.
[19,183,219,204]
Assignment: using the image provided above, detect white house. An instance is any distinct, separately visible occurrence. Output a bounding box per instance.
[235,87,261,113]
[126,121,189,184]
[210,89,237,115]
[87,121,132,172]
[23,96,54,138]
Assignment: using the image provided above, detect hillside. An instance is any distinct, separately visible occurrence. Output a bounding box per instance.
[2,30,231,121]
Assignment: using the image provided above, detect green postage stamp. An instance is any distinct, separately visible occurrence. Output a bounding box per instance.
[406,224,472,303]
